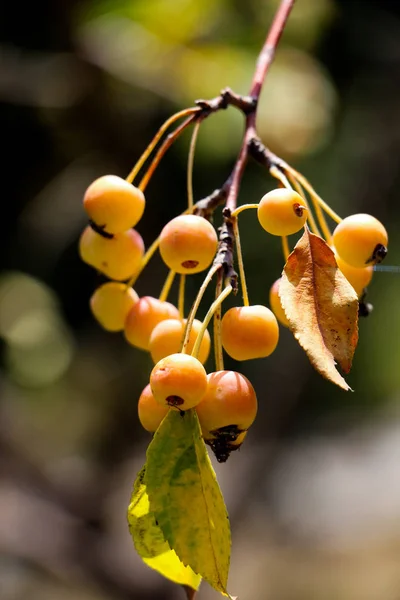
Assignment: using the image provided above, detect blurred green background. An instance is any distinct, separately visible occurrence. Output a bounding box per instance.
[1,0,400,598]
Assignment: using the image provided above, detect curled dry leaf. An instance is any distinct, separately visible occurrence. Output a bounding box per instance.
[279,228,359,391]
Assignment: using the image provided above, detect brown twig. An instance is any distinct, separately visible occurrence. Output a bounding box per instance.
[224,0,295,213]
[204,0,295,285]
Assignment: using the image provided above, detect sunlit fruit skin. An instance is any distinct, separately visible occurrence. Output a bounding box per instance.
[138,384,169,432]
[257,188,307,236]
[150,353,208,410]
[196,370,257,435]
[332,213,388,268]
[149,318,211,365]
[83,175,145,235]
[334,254,373,297]
[221,305,279,360]
[124,296,180,350]
[159,214,218,274]
[90,282,139,332]
[79,226,144,281]
[269,278,290,328]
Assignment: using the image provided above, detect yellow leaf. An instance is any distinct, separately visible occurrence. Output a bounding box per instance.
[128,466,201,591]
[280,228,359,390]
[146,409,231,594]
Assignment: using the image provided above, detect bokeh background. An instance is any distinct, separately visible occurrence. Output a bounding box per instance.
[1,0,400,598]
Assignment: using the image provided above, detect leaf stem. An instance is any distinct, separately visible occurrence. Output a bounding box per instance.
[181,263,221,354]
[159,270,176,302]
[126,107,199,184]
[192,285,232,360]
[232,218,249,306]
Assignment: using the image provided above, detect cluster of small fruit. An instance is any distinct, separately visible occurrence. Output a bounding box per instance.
[261,188,388,326]
[78,173,388,461]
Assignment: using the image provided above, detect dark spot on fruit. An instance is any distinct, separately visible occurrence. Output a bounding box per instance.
[182,260,199,269]
[166,395,184,406]
[89,219,114,239]
[359,301,373,317]
[205,424,245,463]
[293,203,306,218]
[366,243,387,265]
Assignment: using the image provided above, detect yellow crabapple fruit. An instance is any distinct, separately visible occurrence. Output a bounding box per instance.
[150,353,208,410]
[269,278,290,328]
[196,370,257,462]
[196,371,257,434]
[257,188,307,236]
[83,175,145,234]
[90,282,138,332]
[79,226,144,281]
[138,384,169,432]
[335,254,373,297]
[124,296,180,350]
[159,214,218,274]
[221,305,279,361]
[149,318,210,365]
[332,213,388,268]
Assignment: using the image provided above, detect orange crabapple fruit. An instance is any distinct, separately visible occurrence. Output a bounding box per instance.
[257,188,308,236]
[159,214,218,274]
[124,296,180,350]
[138,384,169,432]
[196,370,257,462]
[149,318,211,365]
[269,278,290,328]
[79,226,144,281]
[332,213,388,268]
[334,253,373,297]
[221,305,279,361]
[150,353,208,410]
[90,282,139,332]
[83,175,145,235]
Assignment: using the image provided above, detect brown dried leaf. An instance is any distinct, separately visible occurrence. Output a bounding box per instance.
[280,228,359,390]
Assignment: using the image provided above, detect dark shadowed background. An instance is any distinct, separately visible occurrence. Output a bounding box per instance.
[1,1,400,598]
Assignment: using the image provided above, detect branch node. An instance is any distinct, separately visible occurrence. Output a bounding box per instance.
[247,136,283,170]
[193,179,231,218]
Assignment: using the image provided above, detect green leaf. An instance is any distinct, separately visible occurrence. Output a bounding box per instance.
[146,409,231,594]
[128,466,201,591]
